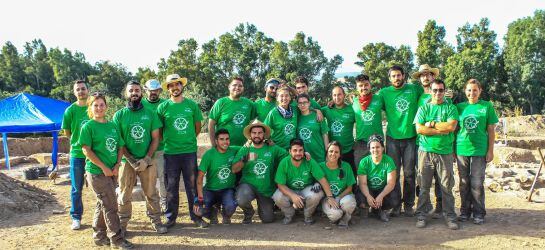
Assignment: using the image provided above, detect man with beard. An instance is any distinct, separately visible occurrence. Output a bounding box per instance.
[62,80,90,230]
[378,65,424,217]
[290,76,322,110]
[157,74,206,228]
[413,65,445,219]
[113,80,167,235]
[142,79,168,212]
[254,78,280,122]
[273,138,336,225]
[232,121,288,224]
[208,77,256,146]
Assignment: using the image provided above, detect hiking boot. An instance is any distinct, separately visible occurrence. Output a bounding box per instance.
[111,239,134,249]
[404,206,415,217]
[379,210,390,222]
[473,217,484,225]
[209,206,219,225]
[458,214,470,222]
[153,223,168,234]
[446,220,459,230]
[94,238,110,246]
[222,216,231,225]
[194,218,209,228]
[304,216,315,225]
[389,207,401,217]
[282,216,293,225]
[164,219,176,228]
[242,209,255,225]
[416,218,427,228]
[71,219,81,230]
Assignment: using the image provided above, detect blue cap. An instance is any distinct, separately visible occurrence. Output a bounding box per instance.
[144,79,161,90]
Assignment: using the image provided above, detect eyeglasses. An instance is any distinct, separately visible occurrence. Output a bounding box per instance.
[432,89,445,93]
[297,101,310,106]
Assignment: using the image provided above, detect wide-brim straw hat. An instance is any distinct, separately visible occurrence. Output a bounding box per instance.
[412,64,440,79]
[162,74,188,90]
[243,120,271,140]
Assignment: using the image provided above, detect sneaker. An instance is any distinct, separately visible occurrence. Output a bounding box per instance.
[71,219,81,230]
[379,210,390,222]
[111,239,134,249]
[473,217,484,225]
[389,207,401,217]
[94,238,110,246]
[416,219,427,228]
[242,209,255,225]
[446,220,459,230]
[404,206,415,217]
[282,216,293,225]
[164,219,176,228]
[209,207,219,225]
[194,218,209,228]
[153,223,168,234]
[458,214,470,222]
[222,216,231,225]
[304,216,315,225]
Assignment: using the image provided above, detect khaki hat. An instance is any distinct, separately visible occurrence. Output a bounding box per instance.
[162,74,188,90]
[243,120,271,140]
[412,64,440,79]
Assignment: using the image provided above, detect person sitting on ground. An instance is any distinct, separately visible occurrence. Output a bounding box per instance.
[319,141,357,228]
[356,134,399,222]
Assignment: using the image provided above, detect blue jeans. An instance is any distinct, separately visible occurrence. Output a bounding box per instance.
[70,157,86,220]
[164,152,198,222]
[201,188,237,218]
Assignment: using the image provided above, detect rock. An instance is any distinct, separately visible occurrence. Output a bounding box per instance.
[495,147,537,163]
[0,156,39,168]
[29,153,52,165]
[509,182,521,191]
[488,182,502,192]
[492,168,516,179]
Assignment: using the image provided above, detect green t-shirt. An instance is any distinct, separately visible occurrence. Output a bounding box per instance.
[234,144,288,197]
[357,155,396,190]
[352,95,384,142]
[416,94,453,146]
[379,83,424,139]
[264,108,298,149]
[456,100,499,157]
[297,111,329,162]
[290,98,321,110]
[319,161,356,197]
[254,98,277,122]
[275,157,325,191]
[415,101,459,154]
[209,97,256,146]
[142,98,167,151]
[78,120,125,175]
[157,98,203,154]
[62,103,89,158]
[321,105,355,154]
[112,107,162,159]
[198,146,240,191]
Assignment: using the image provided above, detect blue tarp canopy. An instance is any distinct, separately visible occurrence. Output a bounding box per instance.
[0,93,71,170]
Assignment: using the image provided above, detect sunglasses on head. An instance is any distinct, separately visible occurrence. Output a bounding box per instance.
[91,91,105,97]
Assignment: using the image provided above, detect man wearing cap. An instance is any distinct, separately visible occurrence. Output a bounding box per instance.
[414,79,459,230]
[413,65,446,219]
[272,138,336,225]
[194,128,239,225]
[62,80,90,230]
[208,76,256,146]
[156,74,207,228]
[254,78,280,122]
[142,79,168,212]
[378,65,424,217]
[113,81,167,235]
[232,121,288,224]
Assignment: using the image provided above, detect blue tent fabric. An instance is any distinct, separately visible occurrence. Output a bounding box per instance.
[0,93,70,133]
[0,93,70,170]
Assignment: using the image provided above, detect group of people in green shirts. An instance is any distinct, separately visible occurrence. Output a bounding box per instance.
[62,63,497,248]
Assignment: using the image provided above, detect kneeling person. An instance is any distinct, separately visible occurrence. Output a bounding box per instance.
[273,139,335,225]
[194,129,238,224]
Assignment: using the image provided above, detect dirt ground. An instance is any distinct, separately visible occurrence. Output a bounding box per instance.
[0,165,544,249]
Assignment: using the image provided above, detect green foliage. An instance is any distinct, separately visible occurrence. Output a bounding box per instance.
[355,43,414,89]
[416,20,454,79]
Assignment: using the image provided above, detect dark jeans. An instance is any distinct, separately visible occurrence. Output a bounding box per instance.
[236,183,275,223]
[356,187,399,211]
[415,145,442,211]
[386,136,416,209]
[341,149,360,201]
[200,188,237,219]
[164,152,198,222]
[70,157,86,220]
[456,155,487,218]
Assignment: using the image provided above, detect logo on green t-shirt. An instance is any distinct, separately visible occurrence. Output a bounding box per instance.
[284,123,295,135]
[130,124,145,140]
[174,117,188,131]
[105,137,117,153]
[254,162,268,176]
[369,176,385,187]
[362,110,375,122]
[463,115,479,130]
[331,121,344,133]
[233,113,246,125]
[291,180,305,189]
[80,119,89,127]
[299,128,312,141]
[330,184,341,196]
[218,167,232,180]
[395,98,410,112]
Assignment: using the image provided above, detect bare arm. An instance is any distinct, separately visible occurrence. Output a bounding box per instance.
[195,121,202,136]
[435,120,458,133]
[486,124,496,162]
[317,177,334,197]
[322,133,329,152]
[378,171,396,199]
[232,160,245,173]
[337,185,352,200]
[146,129,160,158]
[82,145,112,176]
[416,123,443,136]
[358,175,376,208]
[64,129,71,137]
[208,119,216,146]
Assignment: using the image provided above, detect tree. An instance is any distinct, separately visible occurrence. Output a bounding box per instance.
[503,10,545,114]
[0,42,26,92]
[48,47,95,101]
[22,39,55,96]
[88,61,132,98]
[416,20,454,79]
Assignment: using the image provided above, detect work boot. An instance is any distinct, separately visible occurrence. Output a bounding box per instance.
[338,213,351,228]
[164,219,176,228]
[153,223,168,234]
[222,216,231,225]
[416,218,427,228]
[111,239,134,249]
[473,217,484,225]
[194,218,209,228]
[446,220,459,230]
[379,210,390,222]
[404,206,415,217]
[304,216,315,225]
[389,207,401,217]
[94,238,110,246]
[282,216,293,225]
[242,209,255,225]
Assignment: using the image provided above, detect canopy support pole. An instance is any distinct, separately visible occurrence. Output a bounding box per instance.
[51,131,59,172]
[2,133,10,170]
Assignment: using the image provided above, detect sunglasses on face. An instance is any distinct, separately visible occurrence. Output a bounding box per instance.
[432,89,445,93]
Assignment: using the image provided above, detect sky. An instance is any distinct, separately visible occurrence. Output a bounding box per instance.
[0,0,542,74]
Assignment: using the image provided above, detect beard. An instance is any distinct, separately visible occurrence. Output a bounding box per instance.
[170,89,182,97]
[291,155,303,162]
[251,137,264,145]
[127,95,143,110]
[148,93,159,102]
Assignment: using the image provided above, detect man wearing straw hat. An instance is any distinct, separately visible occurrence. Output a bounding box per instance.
[156,74,207,228]
[232,120,288,224]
